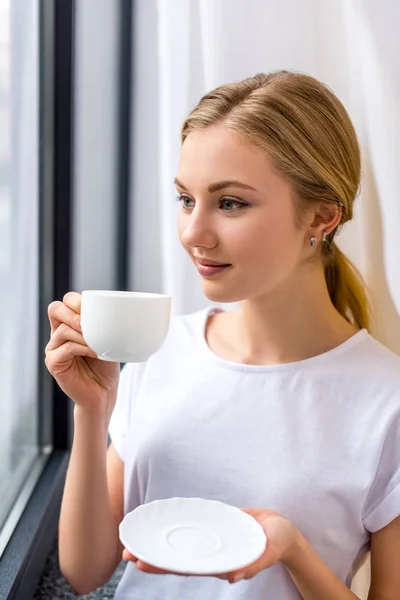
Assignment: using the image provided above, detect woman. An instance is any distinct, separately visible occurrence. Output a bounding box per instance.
[45,71,400,599]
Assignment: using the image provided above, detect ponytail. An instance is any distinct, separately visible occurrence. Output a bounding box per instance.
[325,244,370,331]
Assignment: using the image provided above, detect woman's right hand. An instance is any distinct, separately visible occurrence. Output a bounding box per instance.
[45,292,120,416]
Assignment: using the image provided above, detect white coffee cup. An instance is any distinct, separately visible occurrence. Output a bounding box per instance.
[81,290,171,363]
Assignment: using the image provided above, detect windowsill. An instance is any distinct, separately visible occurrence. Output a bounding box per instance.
[0,452,50,558]
[0,451,69,600]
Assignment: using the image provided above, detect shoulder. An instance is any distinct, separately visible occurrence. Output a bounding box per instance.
[337,330,400,380]
[120,306,213,381]
[340,333,400,424]
[161,305,215,349]
[354,333,400,384]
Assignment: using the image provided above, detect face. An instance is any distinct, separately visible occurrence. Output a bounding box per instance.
[176,123,314,304]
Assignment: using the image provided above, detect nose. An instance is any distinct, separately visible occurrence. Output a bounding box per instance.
[179,208,218,250]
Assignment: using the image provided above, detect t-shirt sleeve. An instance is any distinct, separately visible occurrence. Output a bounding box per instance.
[108,362,147,461]
[362,415,400,532]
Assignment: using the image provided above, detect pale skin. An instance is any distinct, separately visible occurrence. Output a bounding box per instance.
[45,122,400,597]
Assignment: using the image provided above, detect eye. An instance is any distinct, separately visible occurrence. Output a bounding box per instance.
[220,197,248,211]
[177,194,194,209]
[176,194,249,212]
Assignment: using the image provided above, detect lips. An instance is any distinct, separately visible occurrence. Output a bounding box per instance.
[194,258,232,277]
[195,258,231,267]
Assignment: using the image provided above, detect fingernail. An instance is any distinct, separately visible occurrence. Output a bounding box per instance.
[233,572,245,583]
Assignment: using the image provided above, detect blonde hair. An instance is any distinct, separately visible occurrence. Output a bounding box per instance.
[181,71,370,330]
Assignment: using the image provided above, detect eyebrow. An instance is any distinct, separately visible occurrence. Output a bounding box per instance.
[174,177,258,193]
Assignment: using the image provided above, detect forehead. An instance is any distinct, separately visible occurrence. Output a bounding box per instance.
[177,123,276,189]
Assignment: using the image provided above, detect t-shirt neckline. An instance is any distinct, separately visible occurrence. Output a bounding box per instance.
[197,306,369,373]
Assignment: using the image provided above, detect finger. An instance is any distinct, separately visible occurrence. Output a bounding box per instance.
[45,341,98,371]
[228,570,247,584]
[121,552,172,575]
[213,571,247,584]
[136,561,173,575]
[233,550,271,581]
[46,323,87,352]
[48,300,82,336]
[241,508,267,518]
[122,549,138,562]
[63,291,82,314]
[241,507,280,519]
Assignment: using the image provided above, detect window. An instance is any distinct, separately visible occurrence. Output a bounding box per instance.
[0,1,131,596]
[0,0,41,540]
[0,2,74,596]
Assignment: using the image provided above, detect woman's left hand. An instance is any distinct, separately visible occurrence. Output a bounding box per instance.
[122,508,300,584]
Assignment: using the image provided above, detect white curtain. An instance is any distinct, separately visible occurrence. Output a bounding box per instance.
[129,1,400,595]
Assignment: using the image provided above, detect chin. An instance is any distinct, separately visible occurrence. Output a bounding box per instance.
[202,282,248,304]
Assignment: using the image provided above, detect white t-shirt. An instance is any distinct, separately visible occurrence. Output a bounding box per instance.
[109,307,400,600]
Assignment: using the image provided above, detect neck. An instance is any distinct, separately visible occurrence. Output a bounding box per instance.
[230,267,357,365]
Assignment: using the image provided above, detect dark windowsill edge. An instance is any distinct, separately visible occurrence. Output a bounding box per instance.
[0,451,69,600]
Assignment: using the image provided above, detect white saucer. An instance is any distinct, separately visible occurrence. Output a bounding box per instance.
[119,497,267,575]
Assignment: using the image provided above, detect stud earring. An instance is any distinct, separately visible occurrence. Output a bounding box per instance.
[310,236,317,248]
[322,230,327,242]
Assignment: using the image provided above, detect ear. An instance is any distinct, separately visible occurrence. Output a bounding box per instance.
[308,202,342,239]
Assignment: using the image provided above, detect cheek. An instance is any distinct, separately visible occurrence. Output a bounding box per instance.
[233,213,288,254]
[232,211,302,268]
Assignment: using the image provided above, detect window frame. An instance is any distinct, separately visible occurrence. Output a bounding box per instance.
[0,0,133,595]
[0,1,75,597]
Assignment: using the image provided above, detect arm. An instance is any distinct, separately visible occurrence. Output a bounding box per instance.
[45,293,125,594]
[368,515,400,600]
[282,529,361,600]
[277,516,400,600]
[58,407,124,595]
